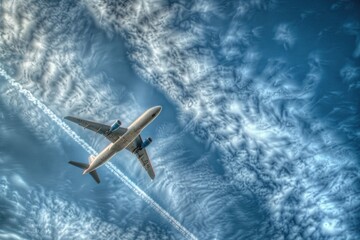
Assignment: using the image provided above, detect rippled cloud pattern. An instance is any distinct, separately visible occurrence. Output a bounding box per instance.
[1,0,359,239]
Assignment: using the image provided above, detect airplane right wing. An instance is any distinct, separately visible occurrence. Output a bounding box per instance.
[64,116,127,143]
[126,135,155,180]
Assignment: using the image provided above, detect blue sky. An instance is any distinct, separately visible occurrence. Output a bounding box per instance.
[1,0,360,239]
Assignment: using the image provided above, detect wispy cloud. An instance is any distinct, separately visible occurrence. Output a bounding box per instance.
[1,0,359,238]
[0,66,197,240]
[340,63,360,89]
[0,174,175,240]
[83,0,360,238]
[343,21,360,58]
[273,23,296,50]
[0,0,197,238]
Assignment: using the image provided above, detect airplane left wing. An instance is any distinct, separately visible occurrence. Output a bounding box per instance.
[126,135,155,180]
[64,116,127,143]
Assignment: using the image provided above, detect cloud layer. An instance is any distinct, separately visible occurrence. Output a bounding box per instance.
[1,0,359,239]
[85,0,360,238]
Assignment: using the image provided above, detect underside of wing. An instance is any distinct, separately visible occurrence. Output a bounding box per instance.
[64,116,127,143]
[136,148,155,179]
[126,135,155,180]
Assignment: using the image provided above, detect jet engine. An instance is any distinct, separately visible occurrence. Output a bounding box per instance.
[141,137,152,149]
[109,120,121,133]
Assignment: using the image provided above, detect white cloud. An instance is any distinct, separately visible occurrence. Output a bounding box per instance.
[274,23,296,49]
[1,0,359,238]
[0,1,193,239]
[0,175,174,240]
[340,63,360,89]
[82,0,359,238]
[343,21,360,58]
[0,0,142,146]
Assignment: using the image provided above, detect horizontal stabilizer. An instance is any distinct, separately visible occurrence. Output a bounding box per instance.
[69,161,89,169]
[68,161,101,184]
[89,170,100,184]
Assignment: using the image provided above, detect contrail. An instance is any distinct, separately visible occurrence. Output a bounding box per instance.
[0,67,198,240]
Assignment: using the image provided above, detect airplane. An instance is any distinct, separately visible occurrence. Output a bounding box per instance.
[64,106,162,184]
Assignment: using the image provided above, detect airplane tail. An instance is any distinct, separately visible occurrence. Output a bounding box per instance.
[68,161,100,184]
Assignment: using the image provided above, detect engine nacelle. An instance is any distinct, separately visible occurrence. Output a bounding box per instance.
[141,137,152,149]
[109,120,121,133]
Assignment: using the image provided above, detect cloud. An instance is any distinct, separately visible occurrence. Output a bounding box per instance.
[0,67,196,240]
[0,0,141,126]
[83,0,360,238]
[273,23,296,50]
[343,21,360,58]
[0,174,175,240]
[340,63,360,89]
[0,1,195,239]
[1,0,359,239]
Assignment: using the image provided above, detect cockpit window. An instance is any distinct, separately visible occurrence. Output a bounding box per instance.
[152,113,156,118]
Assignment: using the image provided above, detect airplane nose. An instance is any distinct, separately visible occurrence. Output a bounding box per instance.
[156,105,162,113]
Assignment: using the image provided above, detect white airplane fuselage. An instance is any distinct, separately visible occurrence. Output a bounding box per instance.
[83,106,162,174]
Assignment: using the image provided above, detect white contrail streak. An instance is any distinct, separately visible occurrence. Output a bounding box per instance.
[0,67,198,240]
